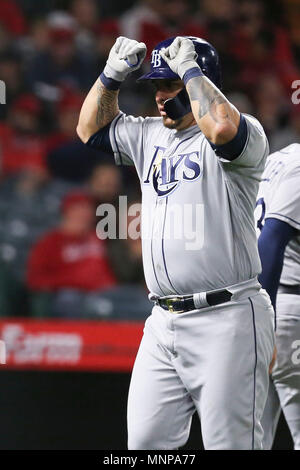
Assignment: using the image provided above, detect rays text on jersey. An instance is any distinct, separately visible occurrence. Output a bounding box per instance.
[143,146,203,197]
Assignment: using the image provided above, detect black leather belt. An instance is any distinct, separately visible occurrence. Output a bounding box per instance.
[278,284,300,296]
[157,289,232,313]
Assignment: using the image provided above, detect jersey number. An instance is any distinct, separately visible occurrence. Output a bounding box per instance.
[255,197,266,232]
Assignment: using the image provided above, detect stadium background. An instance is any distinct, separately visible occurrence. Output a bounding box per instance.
[0,0,299,450]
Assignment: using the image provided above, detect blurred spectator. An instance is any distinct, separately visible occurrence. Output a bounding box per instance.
[71,0,100,58]
[198,0,236,23]
[46,89,106,182]
[95,19,120,72]
[0,0,27,36]
[89,161,122,206]
[232,0,299,93]
[29,18,50,52]
[27,11,97,102]
[120,0,205,59]
[15,0,53,20]
[0,168,71,316]
[0,170,70,275]
[0,23,13,55]
[108,197,145,285]
[88,161,128,241]
[284,0,300,69]
[88,163,144,286]
[27,190,117,317]
[72,0,99,32]
[0,93,46,175]
[47,138,107,183]
[193,1,238,91]
[269,106,300,152]
[203,19,240,92]
[18,18,51,63]
[254,74,290,135]
[97,193,151,320]
[158,0,205,38]
[119,0,162,50]
[227,91,253,115]
[45,89,84,153]
[88,161,142,239]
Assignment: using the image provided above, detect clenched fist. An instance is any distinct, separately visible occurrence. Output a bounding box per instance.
[104,36,147,83]
[160,37,198,79]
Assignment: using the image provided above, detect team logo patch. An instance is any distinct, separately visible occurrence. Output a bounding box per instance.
[144,146,202,197]
[151,50,161,68]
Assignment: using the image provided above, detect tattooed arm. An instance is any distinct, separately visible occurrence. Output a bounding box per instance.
[160,37,240,145]
[186,76,240,145]
[76,77,120,143]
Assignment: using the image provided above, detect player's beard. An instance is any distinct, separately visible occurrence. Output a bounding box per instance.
[162,115,184,129]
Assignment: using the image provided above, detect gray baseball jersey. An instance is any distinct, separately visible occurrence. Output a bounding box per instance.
[107,112,275,450]
[256,143,300,286]
[109,112,269,296]
[257,143,300,450]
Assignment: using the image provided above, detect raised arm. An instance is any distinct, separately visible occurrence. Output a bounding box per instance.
[76,79,119,143]
[160,37,240,145]
[77,36,146,144]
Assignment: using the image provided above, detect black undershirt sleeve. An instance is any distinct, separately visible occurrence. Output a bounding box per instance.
[208,114,248,161]
[85,122,113,154]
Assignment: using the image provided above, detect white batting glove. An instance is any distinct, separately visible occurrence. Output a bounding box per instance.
[104,36,147,82]
[160,37,199,80]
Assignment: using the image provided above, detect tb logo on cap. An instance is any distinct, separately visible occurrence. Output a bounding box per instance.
[151,50,161,68]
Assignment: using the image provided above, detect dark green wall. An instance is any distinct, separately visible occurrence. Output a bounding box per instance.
[0,370,293,450]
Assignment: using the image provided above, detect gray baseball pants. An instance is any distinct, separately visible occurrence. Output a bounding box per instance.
[127,279,275,450]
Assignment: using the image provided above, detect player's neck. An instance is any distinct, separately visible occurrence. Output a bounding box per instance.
[175,113,197,131]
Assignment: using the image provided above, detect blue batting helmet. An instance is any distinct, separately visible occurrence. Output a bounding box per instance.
[138,36,222,89]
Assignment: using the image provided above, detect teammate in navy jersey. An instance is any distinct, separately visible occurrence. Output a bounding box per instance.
[256,143,300,449]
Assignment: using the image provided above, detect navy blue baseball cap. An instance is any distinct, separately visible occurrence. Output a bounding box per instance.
[138,36,222,89]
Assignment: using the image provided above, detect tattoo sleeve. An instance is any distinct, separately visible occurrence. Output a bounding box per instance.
[96,80,120,128]
[186,76,229,123]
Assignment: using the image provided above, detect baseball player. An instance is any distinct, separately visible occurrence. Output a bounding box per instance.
[255,143,300,450]
[77,36,275,450]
